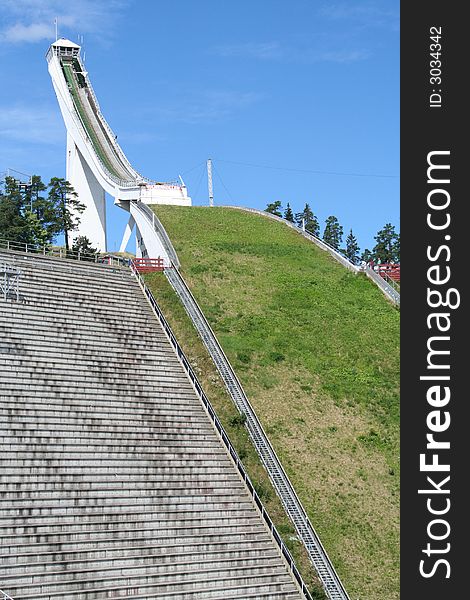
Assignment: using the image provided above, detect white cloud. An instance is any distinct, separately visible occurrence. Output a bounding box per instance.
[214,41,284,60]
[2,22,55,44]
[0,0,129,45]
[0,105,63,144]
[317,49,370,63]
[213,40,369,65]
[155,90,263,124]
[319,2,399,30]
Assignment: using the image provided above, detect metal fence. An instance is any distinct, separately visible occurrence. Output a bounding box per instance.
[131,263,314,600]
[131,201,181,268]
[221,206,400,305]
[364,265,400,306]
[164,266,350,600]
[223,205,360,273]
[0,239,128,268]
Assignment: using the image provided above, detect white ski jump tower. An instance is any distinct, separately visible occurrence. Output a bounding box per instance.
[46,38,191,256]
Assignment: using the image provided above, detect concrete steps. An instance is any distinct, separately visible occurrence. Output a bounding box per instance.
[0,250,304,600]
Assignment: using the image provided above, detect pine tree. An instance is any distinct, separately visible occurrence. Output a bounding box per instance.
[295,203,320,236]
[284,202,294,222]
[361,248,373,263]
[23,175,57,247]
[345,229,360,264]
[392,235,400,263]
[0,177,29,243]
[47,178,85,251]
[322,215,343,250]
[265,200,283,217]
[72,235,98,259]
[372,223,400,264]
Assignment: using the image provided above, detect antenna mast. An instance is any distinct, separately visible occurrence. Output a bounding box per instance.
[207,158,213,207]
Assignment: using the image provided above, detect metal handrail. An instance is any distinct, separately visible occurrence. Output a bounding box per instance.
[164,266,350,600]
[131,201,181,268]
[222,206,400,305]
[0,590,14,600]
[127,200,349,597]
[223,206,360,273]
[1,261,21,301]
[377,269,400,291]
[76,54,153,185]
[61,60,139,188]
[364,265,400,306]
[0,239,128,267]
[130,263,314,600]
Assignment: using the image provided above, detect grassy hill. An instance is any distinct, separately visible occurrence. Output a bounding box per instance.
[147,205,400,600]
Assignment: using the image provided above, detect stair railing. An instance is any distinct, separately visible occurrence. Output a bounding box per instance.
[164,265,350,600]
[131,262,314,600]
[224,205,360,273]
[364,264,400,306]
[131,201,181,268]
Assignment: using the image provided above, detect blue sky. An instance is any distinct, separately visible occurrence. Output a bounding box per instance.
[0,0,399,254]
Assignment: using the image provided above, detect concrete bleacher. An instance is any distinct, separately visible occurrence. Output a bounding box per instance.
[0,251,304,599]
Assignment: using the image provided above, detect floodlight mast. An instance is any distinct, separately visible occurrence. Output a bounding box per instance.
[207,158,214,207]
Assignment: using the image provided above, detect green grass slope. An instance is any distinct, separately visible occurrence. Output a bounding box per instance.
[149,205,400,600]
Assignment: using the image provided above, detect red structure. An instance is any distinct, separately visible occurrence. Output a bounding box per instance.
[377,263,400,283]
[131,257,165,273]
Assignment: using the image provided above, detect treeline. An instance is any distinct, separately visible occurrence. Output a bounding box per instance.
[0,175,96,255]
[265,200,400,265]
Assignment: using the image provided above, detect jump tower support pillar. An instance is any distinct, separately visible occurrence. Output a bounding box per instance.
[66,132,107,251]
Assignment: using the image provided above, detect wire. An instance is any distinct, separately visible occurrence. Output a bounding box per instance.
[212,162,235,204]
[180,161,206,177]
[215,158,398,179]
[192,162,207,202]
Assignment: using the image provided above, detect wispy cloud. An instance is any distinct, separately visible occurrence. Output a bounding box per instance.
[0,0,129,45]
[213,40,369,65]
[317,49,370,63]
[319,2,399,30]
[214,41,284,60]
[155,90,263,124]
[0,105,63,144]
[2,22,55,44]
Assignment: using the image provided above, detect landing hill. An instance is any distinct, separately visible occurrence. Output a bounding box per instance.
[148,205,400,600]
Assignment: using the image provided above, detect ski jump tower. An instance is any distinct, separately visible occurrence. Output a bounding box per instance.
[46,38,191,256]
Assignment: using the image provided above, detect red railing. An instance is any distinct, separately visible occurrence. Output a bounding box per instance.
[377,263,400,283]
[131,257,165,273]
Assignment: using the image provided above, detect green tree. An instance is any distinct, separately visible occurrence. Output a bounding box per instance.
[25,175,47,216]
[284,202,294,222]
[47,178,85,251]
[71,235,98,259]
[322,215,343,250]
[23,211,51,247]
[26,175,58,245]
[265,200,283,217]
[0,177,29,243]
[345,229,360,264]
[295,203,320,236]
[361,248,374,263]
[372,223,400,263]
[392,235,400,263]
[23,175,59,247]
